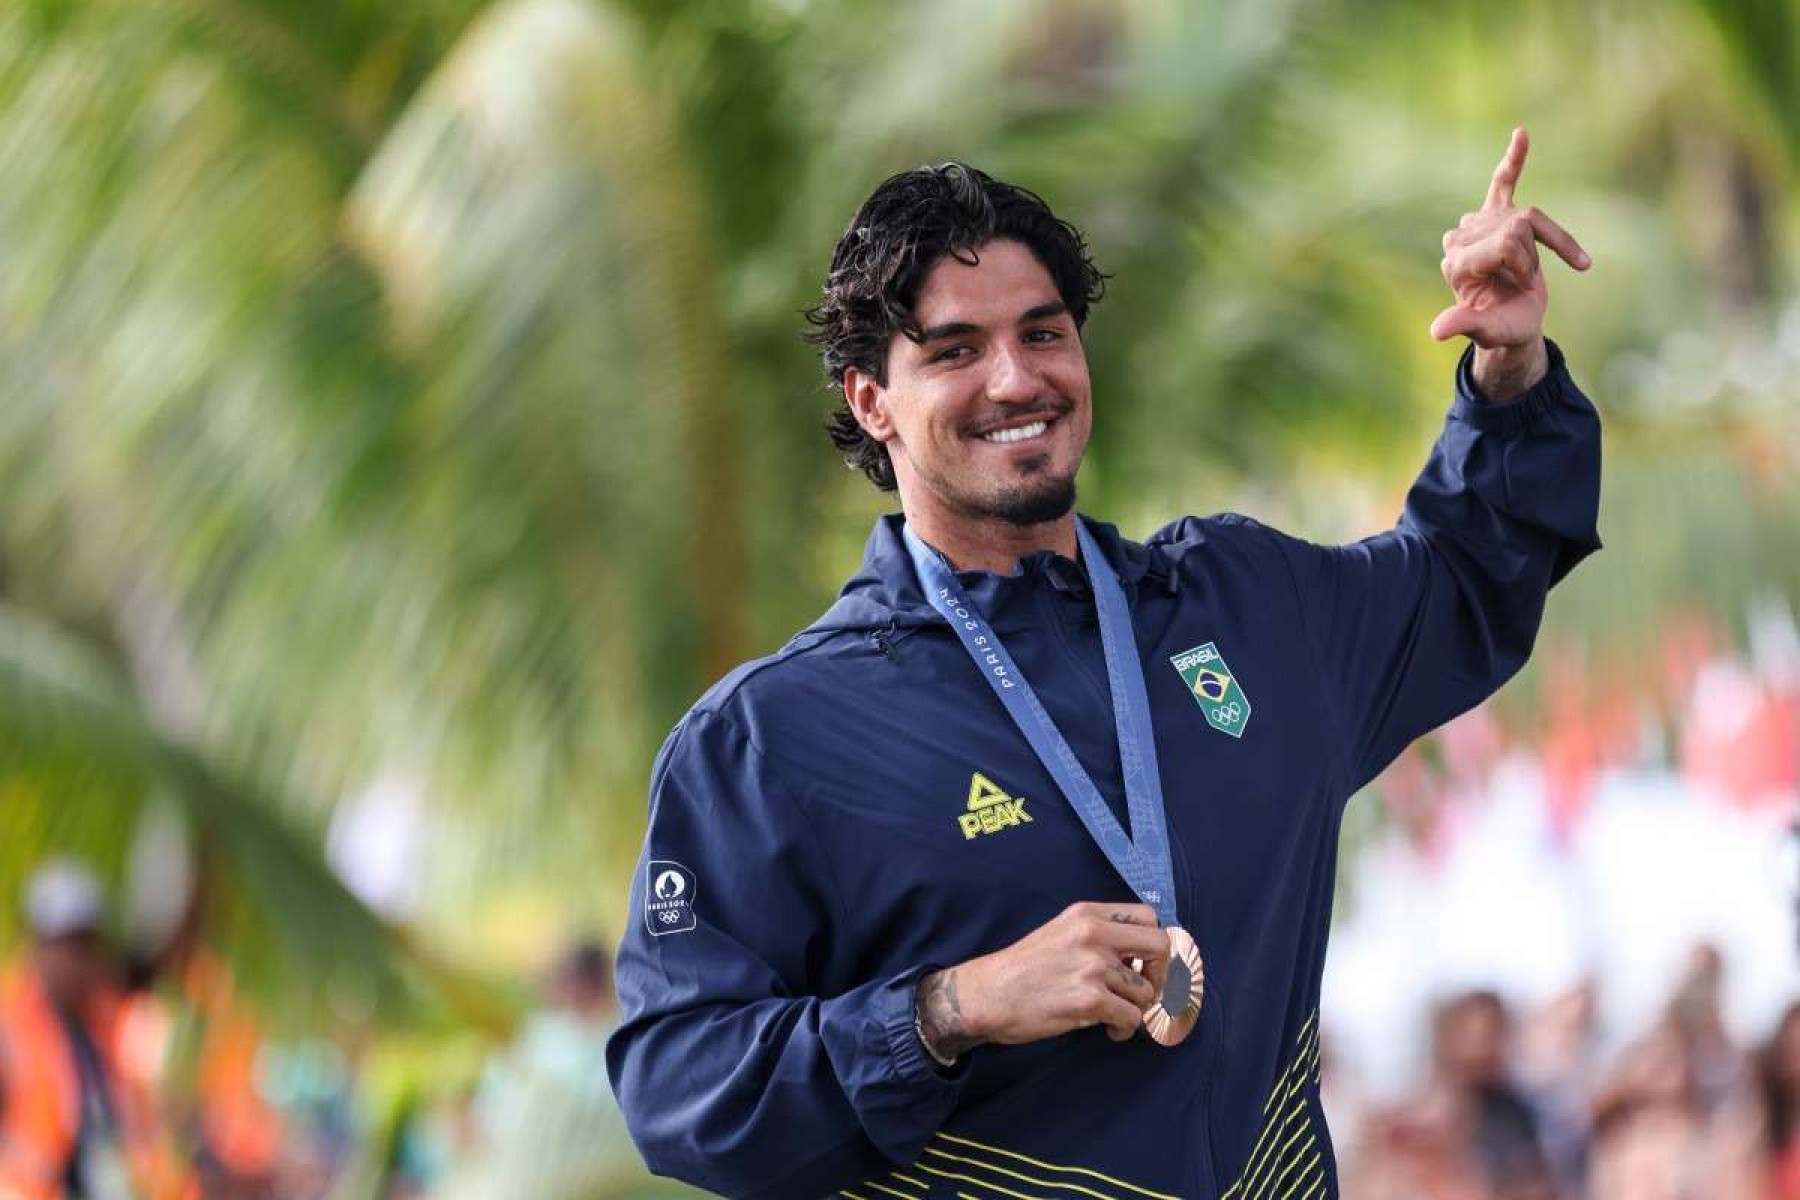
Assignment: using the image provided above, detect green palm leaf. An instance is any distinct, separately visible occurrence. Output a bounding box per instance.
[0,602,504,1031]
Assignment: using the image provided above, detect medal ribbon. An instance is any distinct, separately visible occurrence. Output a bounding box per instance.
[903,519,1178,927]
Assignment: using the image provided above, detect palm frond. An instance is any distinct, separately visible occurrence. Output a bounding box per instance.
[0,603,502,1031]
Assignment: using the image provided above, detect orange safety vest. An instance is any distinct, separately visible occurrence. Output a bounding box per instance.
[0,962,192,1200]
[180,953,282,1180]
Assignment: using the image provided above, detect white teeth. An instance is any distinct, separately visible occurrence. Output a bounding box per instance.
[981,420,1048,444]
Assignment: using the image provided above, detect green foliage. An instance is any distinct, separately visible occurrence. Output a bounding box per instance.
[0,604,422,1026]
[0,0,1793,1005]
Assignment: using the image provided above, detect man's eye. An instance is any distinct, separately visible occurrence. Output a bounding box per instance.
[933,345,970,363]
[1025,329,1062,344]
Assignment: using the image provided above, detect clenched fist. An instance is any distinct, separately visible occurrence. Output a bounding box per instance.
[1432,128,1592,401]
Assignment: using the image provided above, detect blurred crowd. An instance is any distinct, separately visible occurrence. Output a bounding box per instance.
[0,858,678,1199]
[1329,949,1800,1199]
[1324,601,1800,1199]
[0,858,280,1199]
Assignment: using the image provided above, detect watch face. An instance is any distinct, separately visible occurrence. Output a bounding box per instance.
[1141,925,1204,1047]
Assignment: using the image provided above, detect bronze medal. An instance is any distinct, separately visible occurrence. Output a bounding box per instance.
[1139,925,1204,1047]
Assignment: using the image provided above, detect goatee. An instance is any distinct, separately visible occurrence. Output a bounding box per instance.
[988,475,1077,527]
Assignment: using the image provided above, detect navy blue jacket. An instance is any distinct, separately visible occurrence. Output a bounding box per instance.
[607,343,1602,1199]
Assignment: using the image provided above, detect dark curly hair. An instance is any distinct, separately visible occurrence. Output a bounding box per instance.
[805,162,1107,491]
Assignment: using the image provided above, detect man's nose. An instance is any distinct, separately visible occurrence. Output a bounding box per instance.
[985,344,1040,403]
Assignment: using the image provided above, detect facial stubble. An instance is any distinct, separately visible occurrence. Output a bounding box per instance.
[988,463,1077,526]
[919,443,1078,529]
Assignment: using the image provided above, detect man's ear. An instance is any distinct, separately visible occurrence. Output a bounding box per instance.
[843,366,896,445]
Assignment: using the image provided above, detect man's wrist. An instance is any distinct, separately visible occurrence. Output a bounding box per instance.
[915,968,980,1066]
[914,1003,959,1069]
[1470,337,1550,403]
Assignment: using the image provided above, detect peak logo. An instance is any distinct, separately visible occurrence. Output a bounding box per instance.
[957,772,1032,840]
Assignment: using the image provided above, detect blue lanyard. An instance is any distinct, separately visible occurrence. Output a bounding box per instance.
[903,519,1178,926]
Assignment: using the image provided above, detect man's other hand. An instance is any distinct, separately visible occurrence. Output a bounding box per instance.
[916,902,1168,1061]
[1430,128,1592,400]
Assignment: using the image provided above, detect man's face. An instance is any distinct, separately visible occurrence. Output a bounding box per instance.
[846,238,1092,527]
[1434,996,1507,1086]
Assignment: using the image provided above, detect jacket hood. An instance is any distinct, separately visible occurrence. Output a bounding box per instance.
[804,512,1171,636]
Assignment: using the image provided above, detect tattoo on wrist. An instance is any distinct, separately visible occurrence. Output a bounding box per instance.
[918,969,978,1062]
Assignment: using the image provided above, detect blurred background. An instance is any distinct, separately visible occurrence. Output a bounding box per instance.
[1,0,1797,1196]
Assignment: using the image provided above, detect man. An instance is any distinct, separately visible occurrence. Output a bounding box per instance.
[1427,990,1559,1200]
[447,942,696,1199]
[608,130,1600,1199]
[0,859,189,1200]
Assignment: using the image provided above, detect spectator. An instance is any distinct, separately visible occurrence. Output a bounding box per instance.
[1589,1025,1710,1200]
[1347,1087,1490,1200]
[1515,979,1600,1194]
[1431,990,1559,1200]
[1755,1002,1800,1199]
[0,858,191,1199]
[1665,943,1744,1114]
[441,940,695,1199]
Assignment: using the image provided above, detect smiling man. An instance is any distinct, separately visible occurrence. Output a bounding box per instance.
[608,138,1601,1199]
[843,238,1092,568]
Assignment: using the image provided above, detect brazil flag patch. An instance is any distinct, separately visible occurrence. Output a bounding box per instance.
[1170,642,1251,738]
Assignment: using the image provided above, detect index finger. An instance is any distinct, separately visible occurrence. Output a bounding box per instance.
[1089,902,1159,928]
[1104,921,1174,964]
[1484,127,1529,210]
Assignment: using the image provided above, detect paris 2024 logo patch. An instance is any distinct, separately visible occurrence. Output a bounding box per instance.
[644,860,697,936]
[1170,642,1252,738]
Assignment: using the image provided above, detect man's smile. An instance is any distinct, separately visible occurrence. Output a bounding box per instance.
[969,404,1070,448]
[980,418,1051,445]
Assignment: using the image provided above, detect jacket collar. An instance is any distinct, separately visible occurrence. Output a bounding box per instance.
[806,512,1170,635]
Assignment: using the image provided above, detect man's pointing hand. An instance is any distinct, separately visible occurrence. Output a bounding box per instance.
[1431,128,1592,400]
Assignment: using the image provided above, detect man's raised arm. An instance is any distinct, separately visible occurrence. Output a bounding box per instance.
[1243,128,1602,791]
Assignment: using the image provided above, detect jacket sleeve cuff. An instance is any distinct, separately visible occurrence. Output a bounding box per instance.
[885,966,971,1084]
[1451,337,1570,434]
[821,964,967,1165]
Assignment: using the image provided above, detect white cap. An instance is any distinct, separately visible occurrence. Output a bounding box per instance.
[24,858,105,940]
